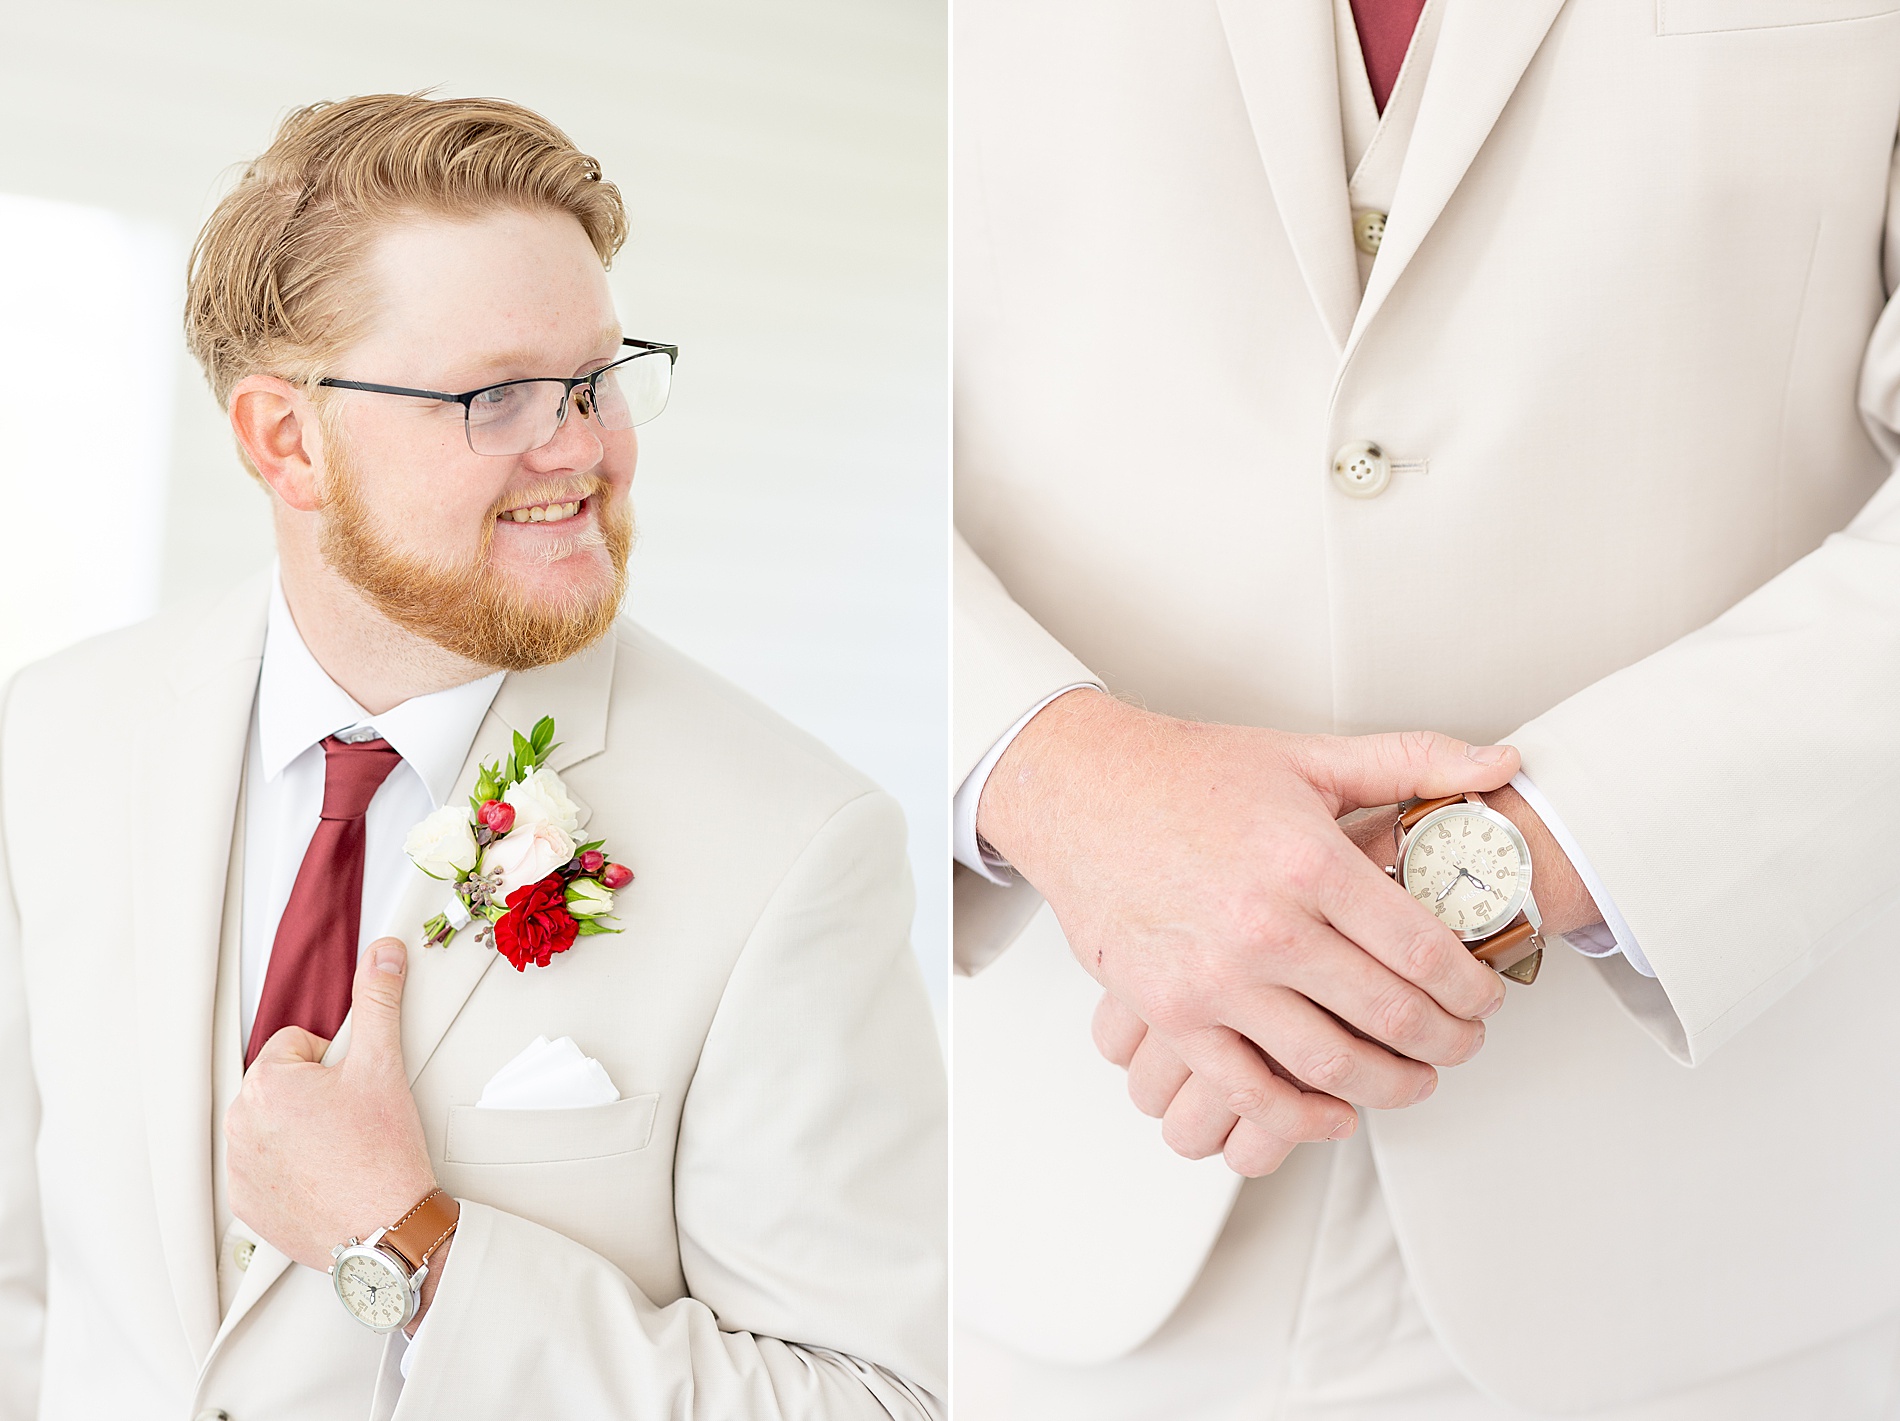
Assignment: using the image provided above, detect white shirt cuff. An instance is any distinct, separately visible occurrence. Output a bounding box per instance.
[953,684,1101,884]
[1509,771,1656,978]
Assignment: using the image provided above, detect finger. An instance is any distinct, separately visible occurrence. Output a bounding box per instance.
[1126,1031,1193,1118]
[248,1024,331,1068]
[345,937,409,1073]
[1219,984,1438,1110]
[1223,1118,1305,1178]
[1157,1071,1241,1158]
[1318,851,1505,1024]
[1166,1024,1359,1142]
[1092,991,1149,1069]
[1295,730,1521,816]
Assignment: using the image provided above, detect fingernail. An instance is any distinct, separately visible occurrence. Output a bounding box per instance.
[1465,744,1508,765]
[1478,988,1505,1019]
[1329,1115,1357,1140]
[1411,1073,1437,1104]
[375,943,405,975]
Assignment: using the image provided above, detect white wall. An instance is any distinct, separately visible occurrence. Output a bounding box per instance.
[0,0,948,1023]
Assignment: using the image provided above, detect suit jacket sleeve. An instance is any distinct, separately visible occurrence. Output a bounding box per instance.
[953,533,1102,974]
[0,677,46,1421]
[1507,137,1900,1066]
[385,790,946,1420]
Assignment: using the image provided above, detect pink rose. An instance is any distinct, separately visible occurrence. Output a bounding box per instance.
[485,819,576,897]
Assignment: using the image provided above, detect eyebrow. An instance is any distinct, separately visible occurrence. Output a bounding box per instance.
[459,324,626,382]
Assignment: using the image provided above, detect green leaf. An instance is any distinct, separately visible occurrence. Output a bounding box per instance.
[531,716,556,754]
[576,839,606,855]
[574,918,622,937]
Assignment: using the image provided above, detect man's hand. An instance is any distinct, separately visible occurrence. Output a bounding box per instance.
[1091,789,1604,1176]
[226,938,439,1283]
[977,690,1519,1154]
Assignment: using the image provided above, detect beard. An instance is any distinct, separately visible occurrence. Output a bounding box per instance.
[316,439,635,672]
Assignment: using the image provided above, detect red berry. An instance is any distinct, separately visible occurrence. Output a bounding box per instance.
[479,800,515,834]
[580,849,605,874]
[601,862,633,890]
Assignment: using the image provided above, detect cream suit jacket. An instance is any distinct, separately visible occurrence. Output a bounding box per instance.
[954,0,1900,1412]
[0,574,946,1420]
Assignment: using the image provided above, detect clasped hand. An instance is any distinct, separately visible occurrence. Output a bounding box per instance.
[977,690,1521,1177]
[225,938,440,1280]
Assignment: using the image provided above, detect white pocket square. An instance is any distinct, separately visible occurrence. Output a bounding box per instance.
[476,1035,620,1110]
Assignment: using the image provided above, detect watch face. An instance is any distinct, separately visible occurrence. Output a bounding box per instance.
[334,1249,410,1331]
[1400,807,1531,941]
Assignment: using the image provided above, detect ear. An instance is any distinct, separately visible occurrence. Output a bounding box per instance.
[230,375,327,512]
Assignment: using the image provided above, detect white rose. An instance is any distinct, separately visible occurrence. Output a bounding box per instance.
[502,766,581,836]
[565,878,615,919]
[485,819,577,897]
[404,805,478,879]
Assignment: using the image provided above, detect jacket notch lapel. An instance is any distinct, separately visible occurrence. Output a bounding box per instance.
[1344,0,1569,358]
[134,590,268,1365]
[1214,0,1362,356]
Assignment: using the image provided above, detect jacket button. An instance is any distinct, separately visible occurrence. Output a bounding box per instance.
[194,1410,232,1421]
[1354,210,1387,254]
[1332,441,1391,498]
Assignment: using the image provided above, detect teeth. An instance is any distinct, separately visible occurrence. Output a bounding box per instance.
[502,500,583,524]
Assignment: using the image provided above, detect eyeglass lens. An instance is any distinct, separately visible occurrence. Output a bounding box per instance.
[464,350,673,456]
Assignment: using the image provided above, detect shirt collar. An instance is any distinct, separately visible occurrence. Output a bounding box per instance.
[257,571,506,808]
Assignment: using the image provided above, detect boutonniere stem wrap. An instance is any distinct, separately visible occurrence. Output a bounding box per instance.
[403,716,632,971]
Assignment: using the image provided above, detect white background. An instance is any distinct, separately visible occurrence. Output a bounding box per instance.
[0,0,948,1025]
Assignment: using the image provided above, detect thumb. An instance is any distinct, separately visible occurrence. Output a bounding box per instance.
[347,937,409,1070]
[1300,730,1521,814]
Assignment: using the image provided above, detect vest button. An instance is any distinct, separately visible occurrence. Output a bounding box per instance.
[1353,209,1387,255]
[1332,441,1391,498]
[194,1410,233,1421]
[233,1238,255,1271]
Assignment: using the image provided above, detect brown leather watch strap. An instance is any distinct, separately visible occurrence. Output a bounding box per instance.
[379,1187,460,1273]
[1470,918,1540,972]
[1397,794,1465,833]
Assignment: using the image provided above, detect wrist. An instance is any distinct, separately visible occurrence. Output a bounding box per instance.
[1478,783,1602,939]
[974,686,1128,874]
[404,1232,450,1338]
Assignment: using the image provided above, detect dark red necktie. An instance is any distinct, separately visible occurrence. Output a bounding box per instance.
[246,736,403,1068]
[1351,0,1428,113]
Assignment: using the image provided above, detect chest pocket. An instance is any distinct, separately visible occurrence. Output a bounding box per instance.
[1657,0,1900,33]
[444,1092,659,1164]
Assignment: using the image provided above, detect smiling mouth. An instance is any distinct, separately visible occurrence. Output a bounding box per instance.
[499,497,587,525]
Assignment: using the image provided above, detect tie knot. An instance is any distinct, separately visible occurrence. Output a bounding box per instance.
[318,735,404,821]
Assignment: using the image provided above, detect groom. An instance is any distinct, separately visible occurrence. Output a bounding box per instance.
[0,94,944,1420]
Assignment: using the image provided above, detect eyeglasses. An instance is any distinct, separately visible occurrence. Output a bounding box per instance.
[316,338,678,456]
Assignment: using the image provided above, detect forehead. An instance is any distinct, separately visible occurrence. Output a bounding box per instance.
[351,208,618,381]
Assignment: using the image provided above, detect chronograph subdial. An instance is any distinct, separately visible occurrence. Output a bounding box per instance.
[1399,808,1529,940]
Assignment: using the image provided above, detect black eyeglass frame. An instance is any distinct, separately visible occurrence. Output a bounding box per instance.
[315,337,679,450]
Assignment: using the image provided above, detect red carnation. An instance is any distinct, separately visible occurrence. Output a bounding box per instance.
[493,872,579,971]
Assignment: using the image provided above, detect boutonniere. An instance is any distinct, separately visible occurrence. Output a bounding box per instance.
[402,716,632,971]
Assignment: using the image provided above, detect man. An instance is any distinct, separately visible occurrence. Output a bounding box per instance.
[0,94,944,1420]
[954,2,1900,1417]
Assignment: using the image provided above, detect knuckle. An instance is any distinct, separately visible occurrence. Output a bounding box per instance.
[1222,1079,1269,1120]
[1370,985,1431,1046]
[1297,1045,1358,1095]
[1395,923,1449,983]
[1275,838,1338,899]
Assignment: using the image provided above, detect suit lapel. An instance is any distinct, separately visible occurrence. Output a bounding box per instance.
[1344,0,1568,358]
[1217,0,1570,365]
[1215,0,1361,356]
[134,576,270,1365]
[209,628,619,1344]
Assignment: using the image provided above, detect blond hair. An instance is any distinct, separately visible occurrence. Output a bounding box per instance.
[184,93,628,417]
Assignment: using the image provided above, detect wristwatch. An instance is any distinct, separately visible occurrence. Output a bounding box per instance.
[328,1186,460,1333]
[1386,792,1545,985]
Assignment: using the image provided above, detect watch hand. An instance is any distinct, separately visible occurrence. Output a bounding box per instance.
[1435,875,1459,903]
[1465,870,1491,892]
